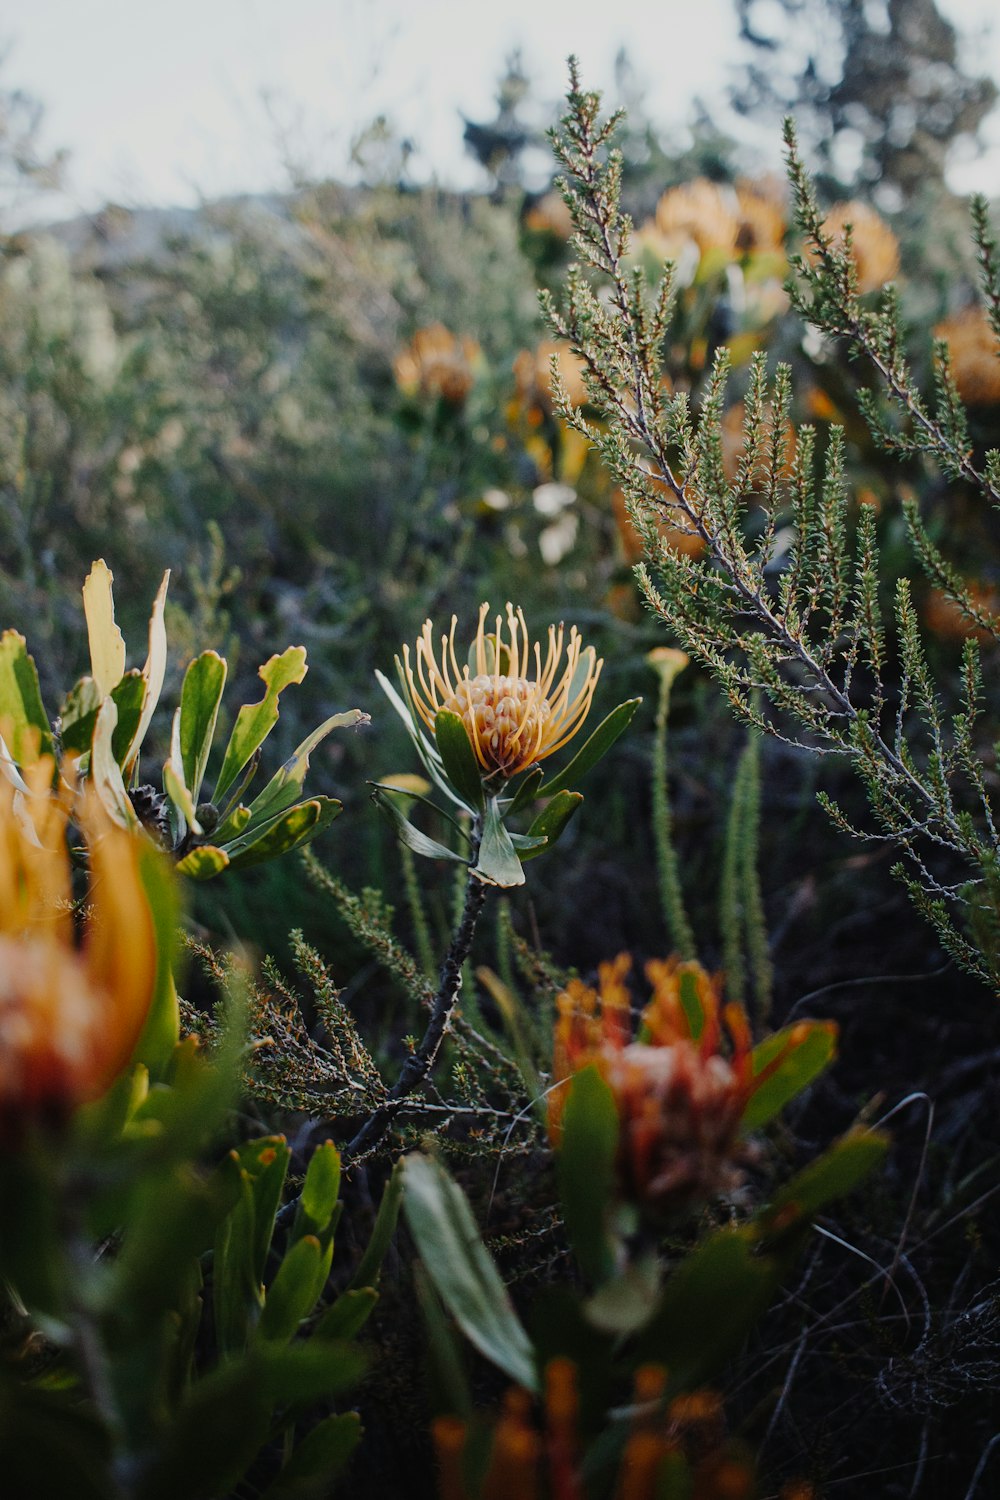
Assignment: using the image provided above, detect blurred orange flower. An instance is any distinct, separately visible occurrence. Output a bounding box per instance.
[933,306,1000,407]
[549,955,831,1215]
[394,323,481,406]
[818,201,899,294]
[0,762,157,1141]
[513,339,589,414]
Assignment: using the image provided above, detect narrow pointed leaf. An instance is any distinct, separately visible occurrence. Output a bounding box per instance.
[433,709,485,810]
[247,708,368,826]
[58,676,102,755]
[349,1158,405,1290]
[91,698,137,827]
[314,1288,379,1342]
[372,784,470,864]
[368,781,471,842]
[296,1140,342,1240]
[108,671,147,767]
[543,697,642,797]
[759,1128,888,1240]
[377,664,469,811]
[131,840,181,1071]
[124,568,170,767]
[213,646,308,803]
[163,707,202,835]
[741,1021,838,1133]
[259,1236,326,1344]
[402,1154,537,1391]
[82,559,125,697]
[504,764,545,817]
[472,796,525,887]
[519,790,583,860]
[180,650,228,804]
[0,631,53,763]
[222,797,342,869]
[558,1065,620,1286]
[260,1412,362,1499]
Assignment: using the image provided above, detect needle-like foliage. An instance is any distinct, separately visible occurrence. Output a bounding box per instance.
[544,60,1000,988]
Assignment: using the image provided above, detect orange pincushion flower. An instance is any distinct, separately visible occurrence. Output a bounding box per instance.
[933,306,1000,407]
[402,602,602,780]
[818,201,899,293]
[549,956,820,1215]
[0,761,157,1141]
[394,323,481,406]
[513,339,589,414]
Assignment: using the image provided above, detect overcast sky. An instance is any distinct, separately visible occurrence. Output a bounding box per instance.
[8,0,1000,223]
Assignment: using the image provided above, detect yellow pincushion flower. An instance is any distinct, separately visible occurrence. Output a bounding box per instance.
[0,761,157,1141]
[402,603,602,780]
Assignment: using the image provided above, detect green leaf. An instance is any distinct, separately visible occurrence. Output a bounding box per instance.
[58,676,102,755]
[759,1128,888,1241]
[472,796,525,887]
[371,784,470,864]
[349,1158,405,1290]
[433,709,485,810]
[90,698,137,828]
[558,1066,620,1286]
[259,1236,328,1344]
[140,1344,366,1500]
[0,631,53,763]
[741,1021,838,1133]
[402,1154,537,1392]
[542,697,642,797]
[179,651,228,805]
[314,1287,378,1342]
[222,798,342,870]
[176,845,230,880]
[635,1226,784,1386]
[213,800,253,845]
[296,1140,341,1240]
[677,967,706,1041]
[108,671,146,767]
[163,707,201,836]
[260,1412,363,1499]
[247,709,367,827]
[504,764,544,816]
[519,790,583,860]
[131,841,182,1073]
[213,646,308,803]
[376,665,469,812]
[212,1138,289,1355]
[82,559,125,698]
[123,568,170,767]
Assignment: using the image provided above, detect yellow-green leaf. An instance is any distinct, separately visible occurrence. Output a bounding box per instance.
[82,559,126,697]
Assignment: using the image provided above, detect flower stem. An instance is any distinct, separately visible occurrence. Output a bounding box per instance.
[345,815,487,1160]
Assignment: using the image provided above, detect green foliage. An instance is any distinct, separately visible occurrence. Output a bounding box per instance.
[545,62,1000,989]
[0,561,366,881]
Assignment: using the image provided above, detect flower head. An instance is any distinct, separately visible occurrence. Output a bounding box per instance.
[934,306,1000,407]
[818,201,900,294]
[0,761,157,1142]
[402,603,602,780]
[549,955,821,1215]
[394,323,481,406]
